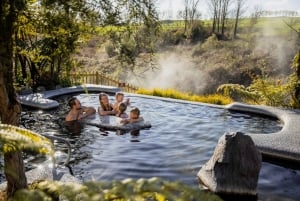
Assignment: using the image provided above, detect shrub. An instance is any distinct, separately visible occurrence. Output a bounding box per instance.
[190,22,209,43]
[59,77,72,87]
[159,28,186,46]
[217,78,291,107]
[36,72,60,90]
[105,41,118,58]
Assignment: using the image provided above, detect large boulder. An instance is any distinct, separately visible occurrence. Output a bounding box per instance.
[197,132,261,195]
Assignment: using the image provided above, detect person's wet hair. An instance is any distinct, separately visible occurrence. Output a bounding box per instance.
[68,97,77,108]
[99,92,113,111]
[99,92,109,100]
[130,107,140,116]
[118,102,127,113]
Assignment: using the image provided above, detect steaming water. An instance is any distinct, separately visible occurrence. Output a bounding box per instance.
[18,93,300,201]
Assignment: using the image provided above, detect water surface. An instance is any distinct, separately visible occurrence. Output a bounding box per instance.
[19,93,300,201]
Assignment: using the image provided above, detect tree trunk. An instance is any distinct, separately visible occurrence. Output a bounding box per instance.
[294,49,300,107]
[0,0,28,197]
[233,6,240,39]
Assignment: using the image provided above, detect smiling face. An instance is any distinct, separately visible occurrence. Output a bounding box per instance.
[101,95,109,104]
[116,93,124,103]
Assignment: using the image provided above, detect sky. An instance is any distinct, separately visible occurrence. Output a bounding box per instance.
[156,0,300,19]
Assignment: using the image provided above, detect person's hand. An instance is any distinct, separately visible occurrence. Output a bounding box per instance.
[120,119,129,124]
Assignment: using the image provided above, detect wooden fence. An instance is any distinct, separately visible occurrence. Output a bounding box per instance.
[69,71,138,93]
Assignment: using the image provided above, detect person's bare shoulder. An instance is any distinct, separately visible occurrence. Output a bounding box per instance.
[65,112,73,121]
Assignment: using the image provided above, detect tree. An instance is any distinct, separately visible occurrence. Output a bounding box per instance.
[180,0,201,36]
[207,0,231,36]
[0,0,28,197]
[14,0,98,89]
[248,5,262,32]
[233,0,247,39]
[103,0,160,69]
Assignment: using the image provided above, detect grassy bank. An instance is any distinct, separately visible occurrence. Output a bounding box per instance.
[137,88,233,105]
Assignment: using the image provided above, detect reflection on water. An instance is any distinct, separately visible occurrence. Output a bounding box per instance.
[9,93,300,201]
[64,120,84,135]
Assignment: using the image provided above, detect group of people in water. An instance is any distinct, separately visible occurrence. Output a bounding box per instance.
[65,92,143,125]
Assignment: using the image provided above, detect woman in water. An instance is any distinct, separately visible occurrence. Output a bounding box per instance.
[98,92,116,116]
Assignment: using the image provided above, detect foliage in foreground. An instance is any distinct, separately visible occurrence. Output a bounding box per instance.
[137,88,233,105]
[11,177,223,201]
[0,124,53,155]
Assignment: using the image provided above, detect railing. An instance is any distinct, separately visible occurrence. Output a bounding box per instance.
[69,71,138,93]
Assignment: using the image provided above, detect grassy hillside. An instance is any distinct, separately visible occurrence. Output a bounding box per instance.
[76,17,299,96]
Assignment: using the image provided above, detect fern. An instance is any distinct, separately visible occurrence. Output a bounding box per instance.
[217,84,260,103]
[12,178,223,201]
[0,124,54,156]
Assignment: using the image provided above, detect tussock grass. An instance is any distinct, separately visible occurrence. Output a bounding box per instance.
[137,88,233,105]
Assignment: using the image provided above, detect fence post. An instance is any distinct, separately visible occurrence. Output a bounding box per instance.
[96,72,99,85]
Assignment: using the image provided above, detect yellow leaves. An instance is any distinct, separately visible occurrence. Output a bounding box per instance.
[12,177,224,201]
[0,124,54,156]
[292,52,300,70]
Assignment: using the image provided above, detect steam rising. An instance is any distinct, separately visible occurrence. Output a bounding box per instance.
[126,19,298,93]
[132,51,207,93]
[253,19,297,75]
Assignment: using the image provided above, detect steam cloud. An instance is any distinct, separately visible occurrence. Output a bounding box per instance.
[253,19,298,75]
[131,52,207,93]
[126,20,298,93]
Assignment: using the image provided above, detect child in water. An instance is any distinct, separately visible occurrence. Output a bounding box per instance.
[116,102,128,119]
[121,107,144,124]
[113,92,130,111]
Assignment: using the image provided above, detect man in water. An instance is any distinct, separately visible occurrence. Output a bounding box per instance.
[65,97,96,121]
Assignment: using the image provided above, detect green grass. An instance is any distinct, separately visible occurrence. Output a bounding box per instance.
[235,17,300,36]
[137,88,233,105]
[94,17,300,38]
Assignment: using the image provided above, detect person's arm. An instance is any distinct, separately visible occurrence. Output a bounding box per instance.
[121,116,144,124]
[125,98,130,106]
[120,118,130,124]
[112,102,118,110]
[81,106,96,118]
[98,106,116,116]
[129,116,144,123]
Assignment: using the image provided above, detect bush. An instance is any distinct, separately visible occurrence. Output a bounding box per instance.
[190,22,209,43]
[159,28,186,46]
[59,77,72,87]
[105,41,118,58]
[36,72,60,90]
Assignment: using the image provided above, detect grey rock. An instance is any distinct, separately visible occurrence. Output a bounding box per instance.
[197,132,261,195]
